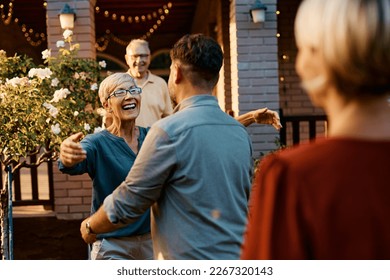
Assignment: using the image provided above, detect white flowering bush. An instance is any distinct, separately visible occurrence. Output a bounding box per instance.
[0,30,106,168]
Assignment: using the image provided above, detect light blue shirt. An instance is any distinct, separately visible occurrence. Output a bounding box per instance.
[104,95,253,259]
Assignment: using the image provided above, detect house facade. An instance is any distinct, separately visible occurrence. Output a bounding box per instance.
[1,0,325,220]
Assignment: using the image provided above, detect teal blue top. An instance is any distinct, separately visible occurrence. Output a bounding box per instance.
[58,128,151,239]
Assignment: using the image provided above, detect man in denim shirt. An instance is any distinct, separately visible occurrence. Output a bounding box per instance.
[80,34,254,259]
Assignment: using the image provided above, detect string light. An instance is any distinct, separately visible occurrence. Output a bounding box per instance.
[3,0,172,50]
[95,2,172,51]
[1,0,14,25]
[276,9,288,109]
[1,0,47,47]
[95,1,172,25]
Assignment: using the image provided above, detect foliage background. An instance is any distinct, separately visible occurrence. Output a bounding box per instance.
[0,32,105,170]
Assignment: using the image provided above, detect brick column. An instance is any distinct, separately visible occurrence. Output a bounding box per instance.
[52,164,92,220]
[229,0,280,158]
[46,0,96,58]
[46,0,96,219]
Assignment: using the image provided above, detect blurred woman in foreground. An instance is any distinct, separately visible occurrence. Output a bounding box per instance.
[241,0,390,259]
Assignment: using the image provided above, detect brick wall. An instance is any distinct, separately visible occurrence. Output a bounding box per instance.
[46,0,96,58]
[46,1,96,219]
[53,163,91,219]
[230,0,280,158]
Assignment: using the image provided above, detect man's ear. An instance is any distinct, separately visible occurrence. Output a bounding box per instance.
[174,63,183,84]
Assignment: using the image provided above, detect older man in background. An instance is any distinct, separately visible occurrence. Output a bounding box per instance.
[125,39,173,127]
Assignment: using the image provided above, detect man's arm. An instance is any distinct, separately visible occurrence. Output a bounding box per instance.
[79,125,176,244]
[235,108,282,130]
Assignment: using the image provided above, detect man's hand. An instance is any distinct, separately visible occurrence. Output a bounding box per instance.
[252,108,282,130]
[59,132,87,167]
[79,206,120,244]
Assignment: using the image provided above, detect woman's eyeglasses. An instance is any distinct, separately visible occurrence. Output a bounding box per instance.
[106,87,142,100]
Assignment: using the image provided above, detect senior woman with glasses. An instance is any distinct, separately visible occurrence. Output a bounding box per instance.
[58,72,153,260]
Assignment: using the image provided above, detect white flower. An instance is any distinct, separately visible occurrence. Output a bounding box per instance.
[5,77,28,87]
[73,111,79,117]
[93,126,103,133]
[46,118,51,124]
[28,68,52,79]
[90,83,98,91]
[42,102,58,117]
[56,40,65,48]
[49,107,59,118]
[51,123,61,135]
[63,29,73,40]
[84,123,91,131]
[51,88,71,102]
[41,49,51,60]
[51,78,59,87]
[99,60,106,68]
[74,72,80,79]
[43,102,53,109]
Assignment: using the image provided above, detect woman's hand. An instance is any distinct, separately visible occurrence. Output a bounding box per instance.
[252,108,282,130]
[59,132,87,167]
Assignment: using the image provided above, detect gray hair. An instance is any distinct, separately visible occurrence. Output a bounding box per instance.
[126,39,150,54]
[295,0,390,98]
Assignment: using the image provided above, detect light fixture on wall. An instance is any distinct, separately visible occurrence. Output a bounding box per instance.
[250,0,267,23]
[58,3,76,30]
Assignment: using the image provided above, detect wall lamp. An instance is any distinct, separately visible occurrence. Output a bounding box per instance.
[250,0,267,23]
[58,3,76,30]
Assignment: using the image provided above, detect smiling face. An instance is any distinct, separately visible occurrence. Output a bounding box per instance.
[99,73,142,127]
[107,81,141,124]
[295,44,329,107]
[125,41,151,79]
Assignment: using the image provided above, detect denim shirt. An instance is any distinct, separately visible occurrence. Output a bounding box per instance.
[104,95,253,259]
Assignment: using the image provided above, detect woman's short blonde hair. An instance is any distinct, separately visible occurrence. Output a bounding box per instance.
[98,72,135,105]
[295,0,390,98]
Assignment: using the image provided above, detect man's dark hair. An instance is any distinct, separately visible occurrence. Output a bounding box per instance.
[170,34,223,89]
